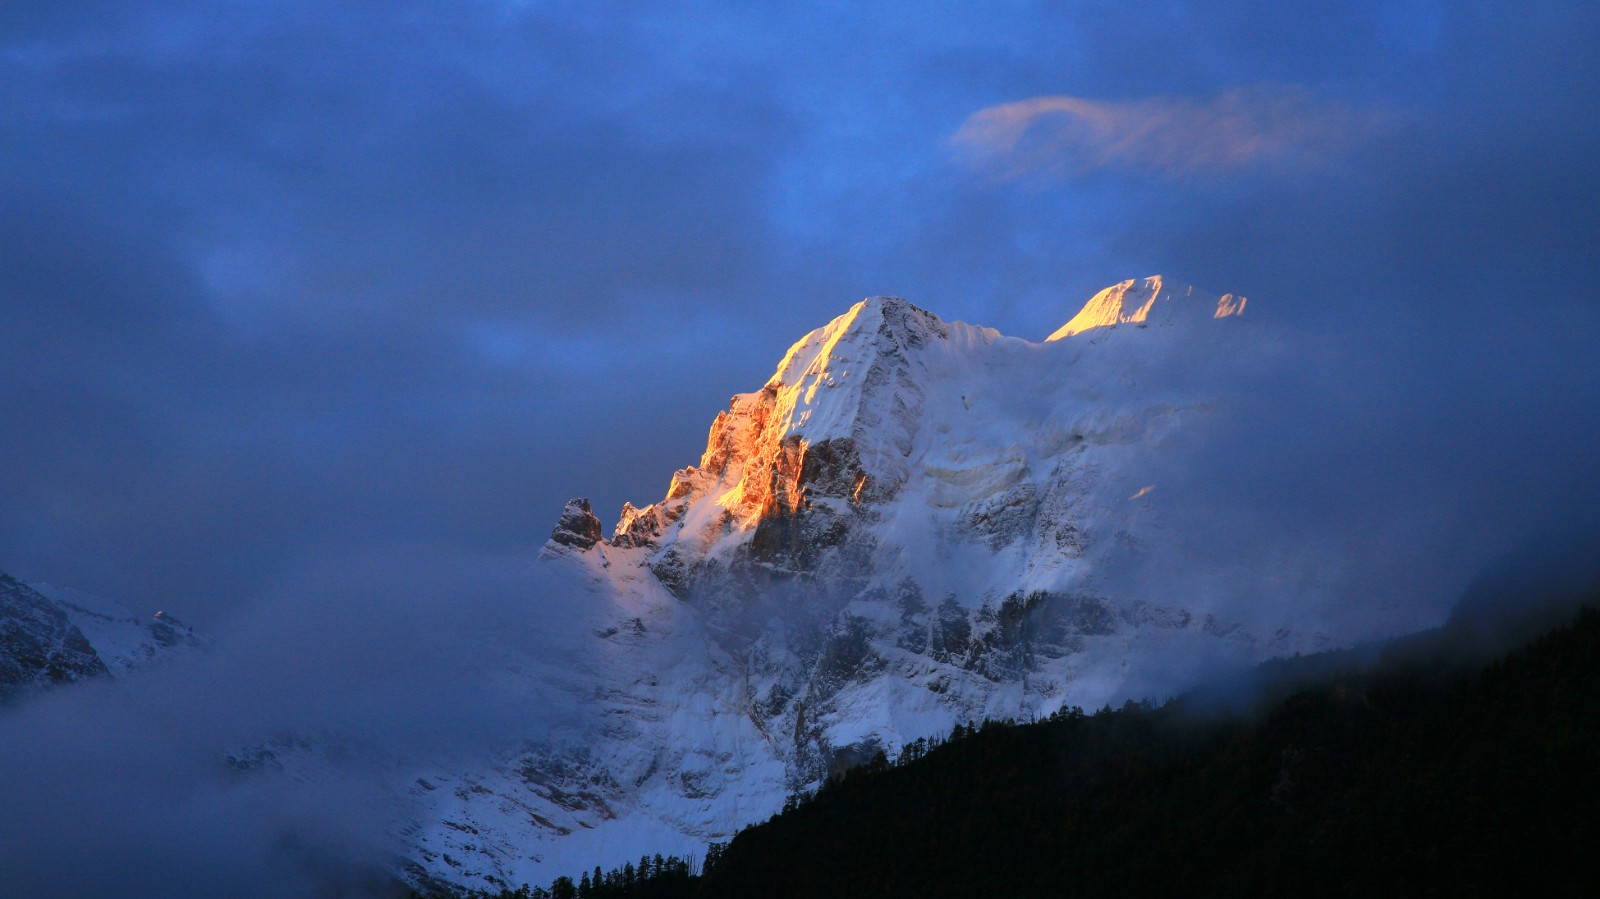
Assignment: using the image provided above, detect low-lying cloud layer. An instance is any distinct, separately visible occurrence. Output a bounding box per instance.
[0,546,566,897]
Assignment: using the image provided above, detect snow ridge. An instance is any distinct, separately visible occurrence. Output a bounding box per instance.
[404,276,1288,892]
[1046,275,1245,341]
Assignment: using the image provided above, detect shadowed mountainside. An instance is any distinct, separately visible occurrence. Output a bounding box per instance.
[445,579,1600,898]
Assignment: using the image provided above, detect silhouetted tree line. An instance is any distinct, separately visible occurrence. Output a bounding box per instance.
[423,594,1600,898]
[424,852,698,899]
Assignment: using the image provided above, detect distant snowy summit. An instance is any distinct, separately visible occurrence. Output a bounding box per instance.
[1046,275,1246,341]
[0,570,202,701]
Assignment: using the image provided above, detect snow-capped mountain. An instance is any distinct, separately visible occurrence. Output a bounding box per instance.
[401,276,1316,891]
[0,571,201,700]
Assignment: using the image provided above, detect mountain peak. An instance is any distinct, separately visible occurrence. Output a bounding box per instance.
[755,296,963,452]
[548,498,604,551]
[476,280,1300,892]
[768,296,946,390]
[854,294,918,313]
[1047,275,1246,341]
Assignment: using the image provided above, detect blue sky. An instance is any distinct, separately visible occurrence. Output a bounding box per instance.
[3,1,1598,621]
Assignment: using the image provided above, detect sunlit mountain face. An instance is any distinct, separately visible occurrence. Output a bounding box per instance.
[387,277,1403,893]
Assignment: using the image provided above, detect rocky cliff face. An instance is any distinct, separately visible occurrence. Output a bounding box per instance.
[549,499,605,550]
[0,572,108,701]
[0,572,201,701]
[402,277,1325,891]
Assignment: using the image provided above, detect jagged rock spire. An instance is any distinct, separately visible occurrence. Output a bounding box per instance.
[549,498,604,550]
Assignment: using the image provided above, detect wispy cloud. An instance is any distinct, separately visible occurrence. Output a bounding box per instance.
[952,86,1383,179]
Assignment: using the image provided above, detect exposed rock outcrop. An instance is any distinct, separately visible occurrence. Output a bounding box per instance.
[0,572,108,700]
[549,498,604,550]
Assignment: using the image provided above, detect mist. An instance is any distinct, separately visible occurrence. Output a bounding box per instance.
[0,547,585,897]
[1096,306,1599,642]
